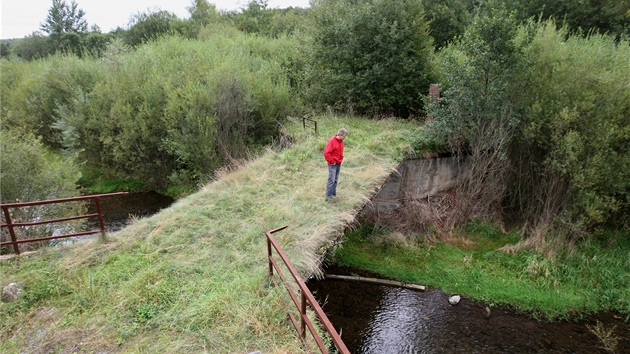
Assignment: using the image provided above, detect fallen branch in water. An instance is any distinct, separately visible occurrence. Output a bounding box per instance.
[325,274,426,291]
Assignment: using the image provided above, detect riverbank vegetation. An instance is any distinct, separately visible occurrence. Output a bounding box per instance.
[1,0,629,351]
[336,221,630,321]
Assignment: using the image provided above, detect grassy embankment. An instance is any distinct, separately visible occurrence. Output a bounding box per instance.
[0,115,420,353]
[336,220,630,321]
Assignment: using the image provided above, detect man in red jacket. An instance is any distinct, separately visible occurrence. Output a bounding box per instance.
[324,128,348,202]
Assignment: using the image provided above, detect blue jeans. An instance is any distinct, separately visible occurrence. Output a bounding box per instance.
[326,164,341,199]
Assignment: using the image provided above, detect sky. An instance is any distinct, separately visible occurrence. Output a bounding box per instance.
[1,0,311,39]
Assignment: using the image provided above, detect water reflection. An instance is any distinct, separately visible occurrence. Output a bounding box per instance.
[308,266,630,354]
[85,191,174,232]
[360,288,444,353]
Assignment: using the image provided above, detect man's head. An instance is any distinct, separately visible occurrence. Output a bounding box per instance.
[337,128,348,140]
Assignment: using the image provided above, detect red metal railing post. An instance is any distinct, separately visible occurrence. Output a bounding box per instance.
[300,290,307,340]
[93,197,107,242]
[1,205,20,255]
[266,225,350,354]
[267,237,274,278]
[1,192,128,254]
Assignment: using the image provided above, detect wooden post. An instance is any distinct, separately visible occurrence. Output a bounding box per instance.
[325,274,426,291]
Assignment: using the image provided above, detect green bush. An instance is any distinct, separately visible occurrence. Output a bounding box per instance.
[514,22,630,233]
[425,7,524,228]
[307,0,435,116]
[0,54,102,148]
[426,15,630,240]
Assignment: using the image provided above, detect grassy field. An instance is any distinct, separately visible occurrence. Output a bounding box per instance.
[335,220,630,321]
[0,115,421,353]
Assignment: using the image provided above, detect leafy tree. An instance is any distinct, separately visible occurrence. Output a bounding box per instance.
[234,0,273,34]
[0,41,10,59]
[124,10,178,47]
[83,30,114,57]
[425,6,524,229]
[40,0,88,50]
[502,0,630,39]
[266,7,311,38]
[424,0,470,49]
[308,0,435,116]
[10,32,52,60]
[187,0,219,28]
[511,23,630,238]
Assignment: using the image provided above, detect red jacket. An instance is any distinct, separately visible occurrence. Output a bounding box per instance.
[324,135,344,165]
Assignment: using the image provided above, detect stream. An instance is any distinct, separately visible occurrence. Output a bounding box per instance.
[308,266,630,354]
[84,191,174,232]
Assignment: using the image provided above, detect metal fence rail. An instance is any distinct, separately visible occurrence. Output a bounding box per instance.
[1,192,128,255]
[302,116,318,134]
[266,225,350,354]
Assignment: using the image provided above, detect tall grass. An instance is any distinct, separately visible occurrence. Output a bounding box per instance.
[0,116,420,353]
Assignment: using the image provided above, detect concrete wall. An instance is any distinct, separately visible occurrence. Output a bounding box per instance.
[364,155,470,214]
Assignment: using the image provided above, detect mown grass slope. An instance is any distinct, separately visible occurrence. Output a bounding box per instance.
[0,115,421,353]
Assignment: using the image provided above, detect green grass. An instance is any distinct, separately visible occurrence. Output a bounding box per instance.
[0,115,421,353]
[335,221,630,321]
[77,166,147,194]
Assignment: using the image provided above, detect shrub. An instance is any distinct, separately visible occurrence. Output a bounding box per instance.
[307,0,435,116]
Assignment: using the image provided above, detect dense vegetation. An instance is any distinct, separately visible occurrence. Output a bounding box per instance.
[424,10,630,244]
[1,0,629,351]
[2,0,628,246]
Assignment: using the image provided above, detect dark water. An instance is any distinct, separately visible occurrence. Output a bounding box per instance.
[308,266,630,354]
[84,191,174,232]
[55,192,173,247]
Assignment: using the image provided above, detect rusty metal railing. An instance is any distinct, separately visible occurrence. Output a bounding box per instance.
[302,116,318,134]
[266,225,350,354]
[1,192,129,255]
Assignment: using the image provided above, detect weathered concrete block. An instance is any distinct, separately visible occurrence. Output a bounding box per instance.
[364,156,470,216]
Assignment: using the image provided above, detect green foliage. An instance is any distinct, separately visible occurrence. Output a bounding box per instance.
[225,1,310,38]
[0,41,10,59]
[505,0,630,39]
[234,0,273,34]
[424,0,470,49]
[426,12,630,238]
[2,32,300,191]
[9,33,52,60]
[427,7,523,148]
[40,0,88,36]
[40,0,89,51]
[123,10,180,47]
[425,6,524,228]
[0,54,101,148]
[308,0,435,116]
[514,23,630,232]
[0,130,81,203]
[187,0,219,28]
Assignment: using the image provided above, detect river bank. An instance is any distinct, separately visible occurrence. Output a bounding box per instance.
[333,222,630,322]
